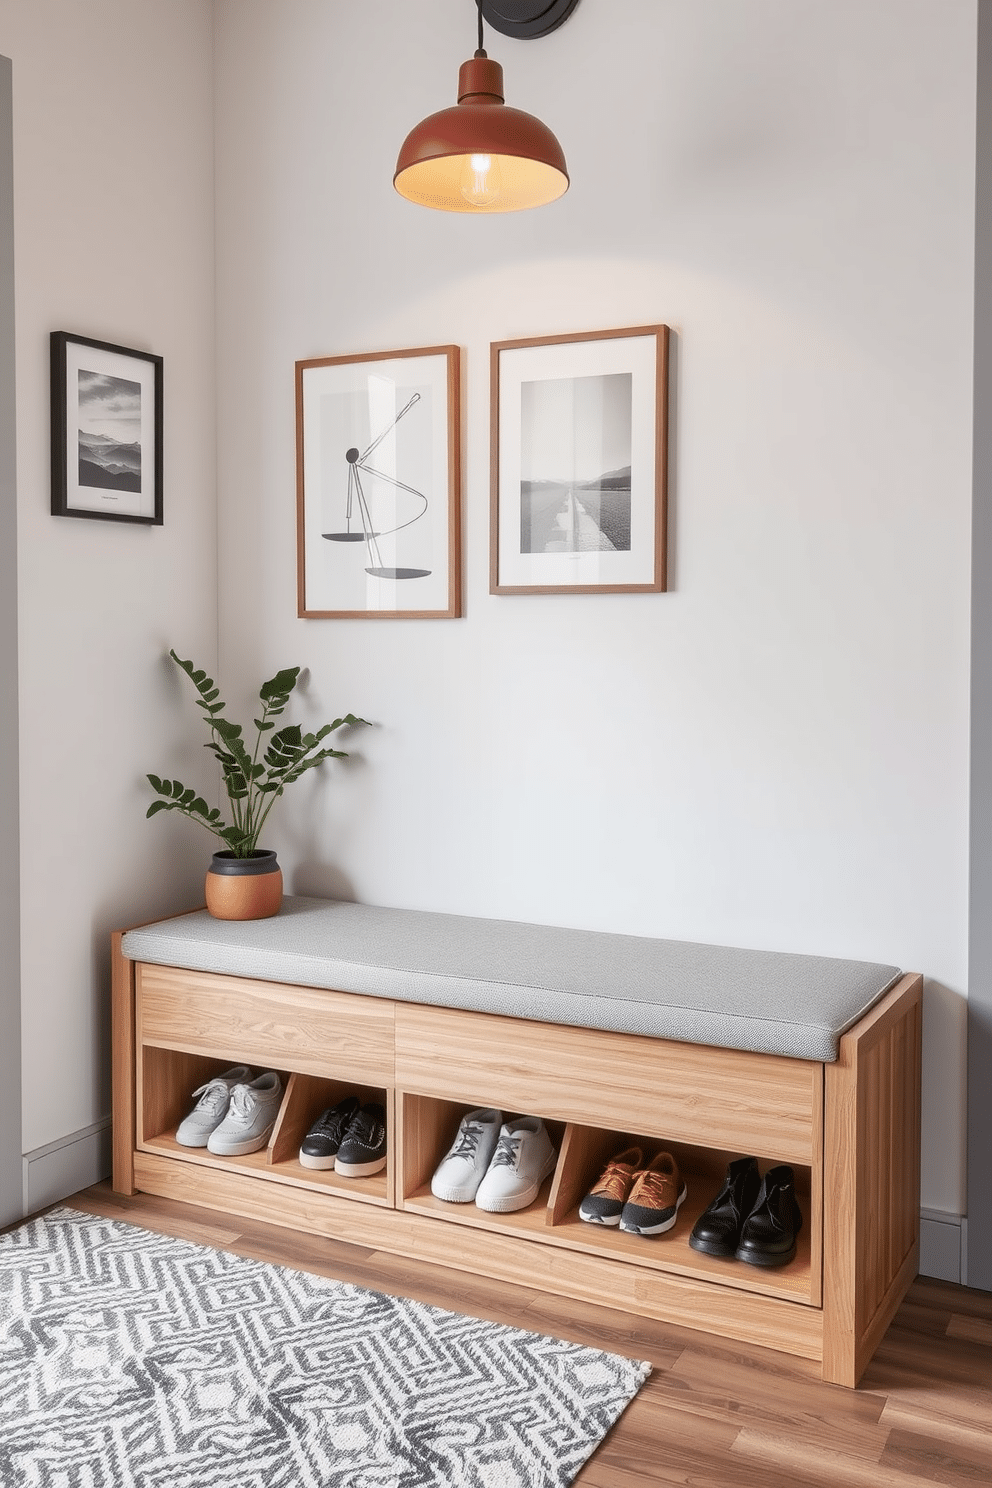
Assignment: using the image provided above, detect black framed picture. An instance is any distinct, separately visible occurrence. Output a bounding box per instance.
[51,331,163,525]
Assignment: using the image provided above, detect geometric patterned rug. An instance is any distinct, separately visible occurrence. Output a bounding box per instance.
[0,1208,649,1487]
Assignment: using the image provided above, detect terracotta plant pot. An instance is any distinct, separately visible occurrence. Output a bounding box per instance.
[205,849,283,921]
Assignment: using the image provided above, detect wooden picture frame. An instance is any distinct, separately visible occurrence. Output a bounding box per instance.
[296,345,461,619]
[490,325,669,594]
[50,331,163,525]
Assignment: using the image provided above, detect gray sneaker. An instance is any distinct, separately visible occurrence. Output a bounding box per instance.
[207,1071,283,1156]
[175,1065,252,1147]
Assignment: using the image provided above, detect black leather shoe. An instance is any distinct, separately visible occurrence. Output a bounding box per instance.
[688,1156,761,1257]
[735,1164,802,1267]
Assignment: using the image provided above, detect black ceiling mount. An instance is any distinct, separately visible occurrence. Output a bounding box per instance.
[480,1,581,40]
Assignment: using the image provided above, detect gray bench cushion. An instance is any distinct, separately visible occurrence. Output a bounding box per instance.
[121,896,901,1062]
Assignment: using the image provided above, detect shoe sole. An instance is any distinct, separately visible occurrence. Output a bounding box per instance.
[207,1125,275,1157]
[687,1233,737,1257]
[619,1184,687,1236]
[335,1155,387,1177]
[431,1184,480,1203]
[298,1151,337,1170]
[475,1153,557,1214]
[578,1209,622,1226]
[735,1243,798,1268]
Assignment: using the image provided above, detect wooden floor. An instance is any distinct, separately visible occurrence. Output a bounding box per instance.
[50,1182,992,1486]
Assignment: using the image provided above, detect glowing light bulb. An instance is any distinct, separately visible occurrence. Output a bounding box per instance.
[460,152,503,208]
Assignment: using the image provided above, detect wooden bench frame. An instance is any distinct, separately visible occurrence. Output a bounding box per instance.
[111,930,922,1387]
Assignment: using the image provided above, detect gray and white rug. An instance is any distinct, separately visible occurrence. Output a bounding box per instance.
[0,1207,649,1487]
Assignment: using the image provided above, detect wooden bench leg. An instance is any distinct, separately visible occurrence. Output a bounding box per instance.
[111,933,136,1196]
[822,974,922,1385]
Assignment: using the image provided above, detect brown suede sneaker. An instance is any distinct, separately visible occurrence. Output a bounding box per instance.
[619,1152,688,1236]
[578,1146,643,1226]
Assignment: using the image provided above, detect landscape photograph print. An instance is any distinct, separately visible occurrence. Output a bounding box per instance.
[491,325,669,594]
[77,369,142,494]
[50,331,163,525]
[519,371,632,556]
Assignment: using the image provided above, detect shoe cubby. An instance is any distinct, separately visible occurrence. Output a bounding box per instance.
[546,1121,817,1304]
[137,1045,393,1208]
[398,1094,566,1240]
[267,1072,392,1207]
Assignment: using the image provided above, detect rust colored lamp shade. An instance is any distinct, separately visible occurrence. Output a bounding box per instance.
[394,55,568,214]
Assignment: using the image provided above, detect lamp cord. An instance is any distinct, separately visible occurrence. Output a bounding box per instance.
[475,0,486,58]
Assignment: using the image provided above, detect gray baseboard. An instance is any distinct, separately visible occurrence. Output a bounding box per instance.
[919,1207,968,1284]
[22,1119,112,1215]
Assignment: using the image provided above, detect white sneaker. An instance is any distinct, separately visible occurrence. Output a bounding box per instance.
[431,1108,503,1202]
[207,1071,283,1156]
[475,1117,558,1214]
[175,1065,252,1147]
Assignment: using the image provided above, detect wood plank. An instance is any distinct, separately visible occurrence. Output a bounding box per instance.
[946,1314,992,1346]
[138,1130,391,1207]
[66,1189,246,1249]
[132,1151,824,1360]
[879,1426,992,1486]
[732,1428,934,1486]
[395,1003,818,1164]
[663,1347,888,1458]
[822,974,922,1386]
[136,963,395,1083]
[909,1276,992,1321]
[879,1401,992,1456]
[110,934,136,1194]
[519,1291,690,1370]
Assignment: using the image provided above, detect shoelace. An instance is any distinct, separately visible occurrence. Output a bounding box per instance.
[592,1157,637,1203]
[631,1165,676,1208]
[313,1107,352,1139]
[227,1085,259,1125]
[348,1110,383,1147]
[490,1134,521,1170]
[450,1121,484,1160]
[191,1079,231,1116]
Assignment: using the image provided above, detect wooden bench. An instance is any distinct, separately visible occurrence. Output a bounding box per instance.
[111,897,922,1386]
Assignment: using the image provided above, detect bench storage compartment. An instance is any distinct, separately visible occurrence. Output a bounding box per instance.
[112,898,922,1386]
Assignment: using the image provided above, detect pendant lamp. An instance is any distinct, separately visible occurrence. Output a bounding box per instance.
[394,1,574,214]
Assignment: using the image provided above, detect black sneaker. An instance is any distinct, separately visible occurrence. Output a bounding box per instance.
[335,1102,387,1177]
[299,1095,360,1170]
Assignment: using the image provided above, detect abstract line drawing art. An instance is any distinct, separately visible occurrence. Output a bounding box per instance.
[297,345,461,619]
[324,392,431,580]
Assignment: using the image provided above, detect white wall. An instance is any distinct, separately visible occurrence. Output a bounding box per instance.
[215,0,977,1215]
[0,53,22,1225]
[969,0,992,1289]
[0,0,218,1160]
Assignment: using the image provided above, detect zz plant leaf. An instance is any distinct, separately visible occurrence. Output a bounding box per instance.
[146,650,367,857]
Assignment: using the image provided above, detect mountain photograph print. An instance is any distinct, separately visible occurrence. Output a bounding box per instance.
[77,370,142,493]
[51,331,163,525]
[491,325,669,594]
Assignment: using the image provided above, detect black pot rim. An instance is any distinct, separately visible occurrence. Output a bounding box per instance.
[208,849,280,878]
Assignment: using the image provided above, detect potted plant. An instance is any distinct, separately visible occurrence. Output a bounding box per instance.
[147,650,366,920]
